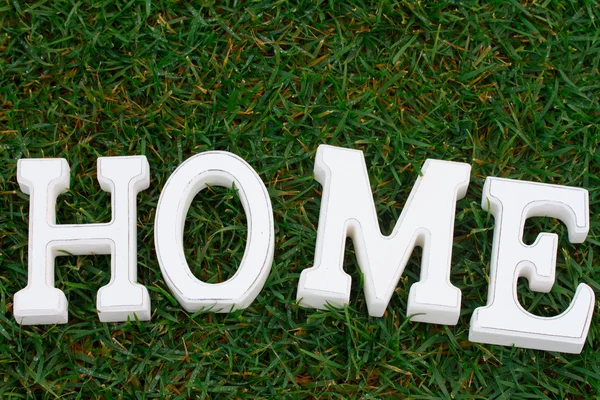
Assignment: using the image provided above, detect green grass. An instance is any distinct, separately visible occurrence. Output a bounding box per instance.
[1,0,600,397]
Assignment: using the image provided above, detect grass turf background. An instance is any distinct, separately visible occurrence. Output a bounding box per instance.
[1,0,600,397]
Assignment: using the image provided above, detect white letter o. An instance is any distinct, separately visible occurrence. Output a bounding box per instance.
[155,151,274,312]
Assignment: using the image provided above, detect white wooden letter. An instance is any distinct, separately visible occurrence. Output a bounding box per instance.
[296,145,471,324]
[15,156,151,325]
[154,151,274,312]
[469,177,594,353]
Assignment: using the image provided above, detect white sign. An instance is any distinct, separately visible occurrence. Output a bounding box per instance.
[12,145,595,354]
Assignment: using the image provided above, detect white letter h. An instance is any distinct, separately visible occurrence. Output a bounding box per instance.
[15,156,151,324]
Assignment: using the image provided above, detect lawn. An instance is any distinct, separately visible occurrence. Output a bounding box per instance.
[1,0,600,398]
